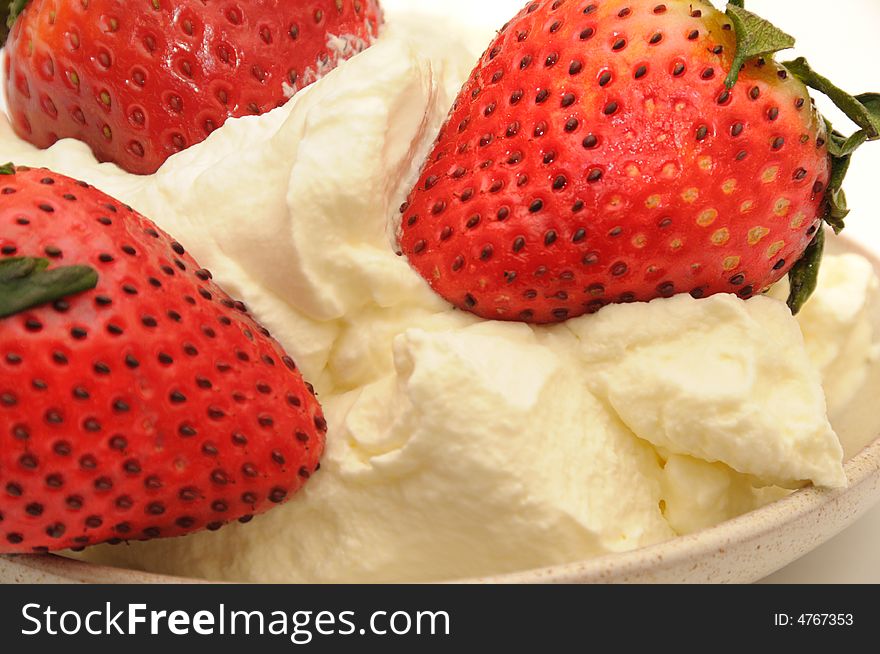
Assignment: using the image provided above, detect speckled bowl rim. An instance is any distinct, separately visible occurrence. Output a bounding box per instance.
[2,235,879,584]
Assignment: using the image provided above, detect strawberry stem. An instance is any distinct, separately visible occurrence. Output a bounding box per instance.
[787,229,825,315]
[724,4,796,89]
[0,257,98,319]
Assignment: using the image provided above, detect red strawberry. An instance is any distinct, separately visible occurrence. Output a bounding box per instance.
[2,0,384,175]
[399,0,878,323]
[0,164,326,554]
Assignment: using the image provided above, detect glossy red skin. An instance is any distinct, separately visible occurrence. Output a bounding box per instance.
[3,0,384,175]
[400,0,831,324]
[0,167,326,554]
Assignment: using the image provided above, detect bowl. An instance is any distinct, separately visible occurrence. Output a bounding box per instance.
[2,236,879,584]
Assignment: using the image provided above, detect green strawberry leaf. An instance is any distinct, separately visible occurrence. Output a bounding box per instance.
[728,0,745,7]
[0,257,98,318]
[826,128,867,159]
[787,229,825,315]
[724,4,796,89]
[857,92,880,110]
[0,256,48,283]
[0,162,14,175]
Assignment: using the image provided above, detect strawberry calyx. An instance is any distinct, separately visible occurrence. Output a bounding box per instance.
[0,257,98,319]
[724,3,795,89]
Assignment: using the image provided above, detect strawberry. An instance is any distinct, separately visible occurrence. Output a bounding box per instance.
[2,0,384,175]
[0,164,326,554]
[399,0,880,323]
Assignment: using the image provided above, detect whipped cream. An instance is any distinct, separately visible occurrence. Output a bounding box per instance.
[568,293,846,489]
[2,1,877,582]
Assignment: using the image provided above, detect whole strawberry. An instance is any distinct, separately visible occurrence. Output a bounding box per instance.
[0,165,326,554]
[3,0,384,175]
[399,0,879,323]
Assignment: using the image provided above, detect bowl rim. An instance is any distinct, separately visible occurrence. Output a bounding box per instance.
[2,234,879,584]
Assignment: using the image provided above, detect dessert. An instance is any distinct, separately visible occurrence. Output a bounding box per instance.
[1,0,879,582]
